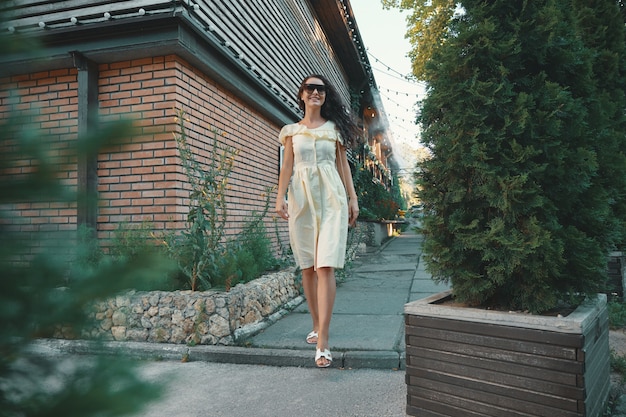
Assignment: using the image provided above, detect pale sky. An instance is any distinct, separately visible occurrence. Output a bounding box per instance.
[349,0,425,173]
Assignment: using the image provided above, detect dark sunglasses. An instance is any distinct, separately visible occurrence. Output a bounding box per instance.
[303,83,326,94]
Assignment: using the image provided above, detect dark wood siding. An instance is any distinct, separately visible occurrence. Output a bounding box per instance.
[0,0,363,113]
[179,0,355,106]
[0,1,175,28]
[405,298,610,417]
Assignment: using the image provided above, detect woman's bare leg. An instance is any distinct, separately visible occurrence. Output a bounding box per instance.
[301,267,319,339]
[315,266,336,366]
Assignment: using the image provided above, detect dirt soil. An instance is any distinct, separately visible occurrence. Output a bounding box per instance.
[610,329,626,357]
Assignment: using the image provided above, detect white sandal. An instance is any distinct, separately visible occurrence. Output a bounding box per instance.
[315,348,332,368]
[306,331,318,345]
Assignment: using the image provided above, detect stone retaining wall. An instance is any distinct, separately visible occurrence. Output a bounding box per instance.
[79,268,301,346]
[357,220,406,247]
[357,220,390,247]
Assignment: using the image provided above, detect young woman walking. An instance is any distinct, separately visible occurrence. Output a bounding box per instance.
[275,74,359,368]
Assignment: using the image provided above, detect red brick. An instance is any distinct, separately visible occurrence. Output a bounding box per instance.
[120,97,141,106]
[130,167,154,175]
[2,56,283,248]
[110,199,131,207]
[110,183,132,191]
[118,175,142,184]
[109,61,131,70]
[121,206,142,215]
[120,81,141,91]
[142,190,164,198]
[131,182,154,190]
[131,198,153,206]
[110,168,132,176]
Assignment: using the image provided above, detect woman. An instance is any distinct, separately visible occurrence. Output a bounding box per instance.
[275,75,359,368]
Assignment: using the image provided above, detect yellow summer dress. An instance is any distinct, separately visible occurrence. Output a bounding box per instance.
[279,120,348,270]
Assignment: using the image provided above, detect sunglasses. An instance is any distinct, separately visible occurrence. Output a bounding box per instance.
[303,83,326,94]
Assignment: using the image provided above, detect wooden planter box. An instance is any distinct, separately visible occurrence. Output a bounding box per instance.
[405,290,610,417]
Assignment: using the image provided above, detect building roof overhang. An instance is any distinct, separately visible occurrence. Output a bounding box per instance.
[0,1,389,132]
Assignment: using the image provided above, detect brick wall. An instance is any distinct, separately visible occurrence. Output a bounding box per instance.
[171,57,282,236]
[97,56,183,237]
[0,68,79,256]
[1,54,289,254]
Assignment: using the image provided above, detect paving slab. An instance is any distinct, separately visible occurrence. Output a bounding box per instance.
[411,277,450,294]
[333,290,409,315]
[409,292,439,303]
[249,308,405,350]
[351,262,418,273]
[249,312,316,350]
[341,271,414,290]
[323,314,404,351]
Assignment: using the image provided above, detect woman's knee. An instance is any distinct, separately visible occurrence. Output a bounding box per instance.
[317,266,333,274]
[301,267,315,280]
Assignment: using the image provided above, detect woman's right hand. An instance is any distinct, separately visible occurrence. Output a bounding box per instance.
[275,199,289,220]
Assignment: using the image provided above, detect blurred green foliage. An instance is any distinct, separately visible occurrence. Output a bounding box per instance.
[353,160,405,221]
[0,30,173,416]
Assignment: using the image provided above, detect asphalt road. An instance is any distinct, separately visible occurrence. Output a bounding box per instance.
[132,360,408,417]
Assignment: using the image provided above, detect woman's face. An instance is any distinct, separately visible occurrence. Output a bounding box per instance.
[300,77,326,110]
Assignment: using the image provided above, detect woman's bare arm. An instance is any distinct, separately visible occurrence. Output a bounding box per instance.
[275,136,294,220]
[336,143,359,226]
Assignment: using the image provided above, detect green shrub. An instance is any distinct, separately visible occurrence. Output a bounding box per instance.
[359,207,378,221]
[272,217,295,269]
[159,110,238,290]
[610,351,626,378]
[105,221,179,290]
[212,194,279,290]
[609,301,626,329]
[109,220,158,260]
[234,209,277,277]
[161,111,280,291]
[353,161,405,221]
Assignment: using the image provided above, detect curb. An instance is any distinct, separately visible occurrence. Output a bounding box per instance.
[26,338,405,370]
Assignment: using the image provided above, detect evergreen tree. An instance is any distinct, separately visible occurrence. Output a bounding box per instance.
[572,0,626,252]
[0,27,173,416]
[414,0,626,312]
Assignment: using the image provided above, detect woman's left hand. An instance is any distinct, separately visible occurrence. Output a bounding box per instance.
[348,198,359,227]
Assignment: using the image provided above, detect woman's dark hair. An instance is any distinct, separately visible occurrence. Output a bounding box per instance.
[297,74,360,148]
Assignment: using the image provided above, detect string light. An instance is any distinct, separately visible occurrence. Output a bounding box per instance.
[366,50,429,90]
[381,96,414,115]
[367,51,415,81]
[380,86,419,98]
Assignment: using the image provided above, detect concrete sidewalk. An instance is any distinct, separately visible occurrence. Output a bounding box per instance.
[30,227,449,370]
[242,227,449,369]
